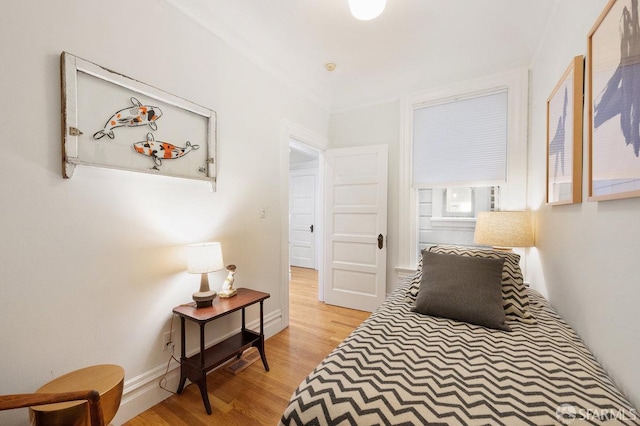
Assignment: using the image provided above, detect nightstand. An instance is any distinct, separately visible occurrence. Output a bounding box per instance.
[172,288,270,414]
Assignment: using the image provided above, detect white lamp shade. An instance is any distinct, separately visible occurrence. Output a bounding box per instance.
[348,0,386,20]
[186,242,224,274]
[474,211,534,248]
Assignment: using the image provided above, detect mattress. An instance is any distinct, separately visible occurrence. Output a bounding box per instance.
[280,276,638,425]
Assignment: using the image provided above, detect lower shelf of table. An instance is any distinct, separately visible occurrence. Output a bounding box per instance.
[182,329,261,374]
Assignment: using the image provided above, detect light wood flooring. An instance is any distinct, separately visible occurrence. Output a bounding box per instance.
[124,267,370,425]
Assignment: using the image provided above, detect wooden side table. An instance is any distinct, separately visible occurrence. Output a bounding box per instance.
[29,364,124,426]
[172,288,270,414]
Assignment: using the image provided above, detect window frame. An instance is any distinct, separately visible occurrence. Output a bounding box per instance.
[398,68,529,271]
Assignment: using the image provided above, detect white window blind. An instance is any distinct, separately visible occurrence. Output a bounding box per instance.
[412,90,508,187]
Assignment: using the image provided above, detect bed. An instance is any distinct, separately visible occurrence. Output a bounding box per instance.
[280,245,639,425]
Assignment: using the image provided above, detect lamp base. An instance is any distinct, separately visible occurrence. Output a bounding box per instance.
[218,288,237,298]
[193,290,217,308]
[491,246,514,252]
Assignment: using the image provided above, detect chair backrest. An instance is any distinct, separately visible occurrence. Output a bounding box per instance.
[0,390,104,426]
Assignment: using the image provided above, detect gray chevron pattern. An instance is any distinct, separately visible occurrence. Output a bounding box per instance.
[281,279,638,425]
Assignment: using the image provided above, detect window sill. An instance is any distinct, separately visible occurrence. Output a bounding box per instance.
[395,266,417,276]
[429,217,477,228]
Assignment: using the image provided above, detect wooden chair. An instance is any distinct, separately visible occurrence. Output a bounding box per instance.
[0,364,123,426]
[0,390,104,426]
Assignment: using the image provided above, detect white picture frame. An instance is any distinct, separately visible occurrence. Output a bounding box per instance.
[61,52,216,187]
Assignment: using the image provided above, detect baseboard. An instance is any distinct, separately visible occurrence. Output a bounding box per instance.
[112,308,283,425]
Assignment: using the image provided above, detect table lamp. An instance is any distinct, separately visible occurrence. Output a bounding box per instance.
[186,242,224,308]
[474,211,534,251]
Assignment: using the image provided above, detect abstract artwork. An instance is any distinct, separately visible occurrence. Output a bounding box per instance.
[546,55,584,205]
[61,52,216,187]
[588,0,640,200]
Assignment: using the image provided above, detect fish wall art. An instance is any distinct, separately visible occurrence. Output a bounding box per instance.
[133,132,199,170]
[93,97,163,140]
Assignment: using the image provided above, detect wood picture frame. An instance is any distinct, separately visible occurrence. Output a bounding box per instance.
[61,52,216,187]
[546,55,584,205]
[588,0,640,201]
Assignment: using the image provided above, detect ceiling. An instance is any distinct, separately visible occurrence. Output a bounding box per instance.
[167,0,559,112]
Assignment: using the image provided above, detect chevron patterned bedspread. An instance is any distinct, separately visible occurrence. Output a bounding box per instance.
[280,279,638,425]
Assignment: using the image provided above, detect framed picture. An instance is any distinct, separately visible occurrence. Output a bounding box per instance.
[546,55,584,205]
[588,0,640,201]
[61,52,216,187]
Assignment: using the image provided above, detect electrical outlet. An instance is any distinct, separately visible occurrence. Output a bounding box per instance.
[162,331,175,352]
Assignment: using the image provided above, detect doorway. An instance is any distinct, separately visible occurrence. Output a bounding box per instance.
[288,135,324,301]
[288,138,321,287]
[289,144,318,269]
[280,122,327,329]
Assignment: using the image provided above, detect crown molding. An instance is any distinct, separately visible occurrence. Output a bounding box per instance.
[164,0,332,113]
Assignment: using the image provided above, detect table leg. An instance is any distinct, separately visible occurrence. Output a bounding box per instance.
[176,317,187,394]
[197,379,212,415]
[197,322,212,414]
[199,323,206,367]
[239,308,246,359]
[257,300,270,371]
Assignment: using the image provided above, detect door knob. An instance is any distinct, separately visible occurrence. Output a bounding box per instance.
[378,234,384,249]
[310,224,314,233]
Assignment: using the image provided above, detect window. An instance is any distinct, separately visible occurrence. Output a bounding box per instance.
[412,90,508,187]
[398,68,529,270]
[417,187,499,252]
[444,188,474,216]
[412,89,507,253]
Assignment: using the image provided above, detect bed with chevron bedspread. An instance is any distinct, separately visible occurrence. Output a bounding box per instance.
[280,245,638,426]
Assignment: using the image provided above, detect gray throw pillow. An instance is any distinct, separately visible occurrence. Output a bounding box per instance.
[412,251,511,331]
[428,245,535,324]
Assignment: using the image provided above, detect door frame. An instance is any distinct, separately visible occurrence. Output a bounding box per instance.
[280,120,327,328]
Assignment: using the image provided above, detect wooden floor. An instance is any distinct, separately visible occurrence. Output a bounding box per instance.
[124,267,370,426]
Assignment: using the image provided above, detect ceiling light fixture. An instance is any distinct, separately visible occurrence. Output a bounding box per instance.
[348,0,386,20]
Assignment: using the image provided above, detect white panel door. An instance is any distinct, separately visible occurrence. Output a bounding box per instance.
[289,172,316,268]
[324,145,388,312]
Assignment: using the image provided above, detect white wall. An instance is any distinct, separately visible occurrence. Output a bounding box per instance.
[0,1,329,424]
[528,0,640,409]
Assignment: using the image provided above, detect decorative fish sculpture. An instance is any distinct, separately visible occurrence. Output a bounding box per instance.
[133,132,199,170]
[93,97,163,140]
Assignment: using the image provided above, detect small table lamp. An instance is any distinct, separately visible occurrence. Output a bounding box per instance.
[186,242,224,308]
[474,211,534,250]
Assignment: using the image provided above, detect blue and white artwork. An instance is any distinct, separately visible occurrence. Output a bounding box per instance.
[547,56,582,205]
[590,0,640,200]
[548,82,574,203]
